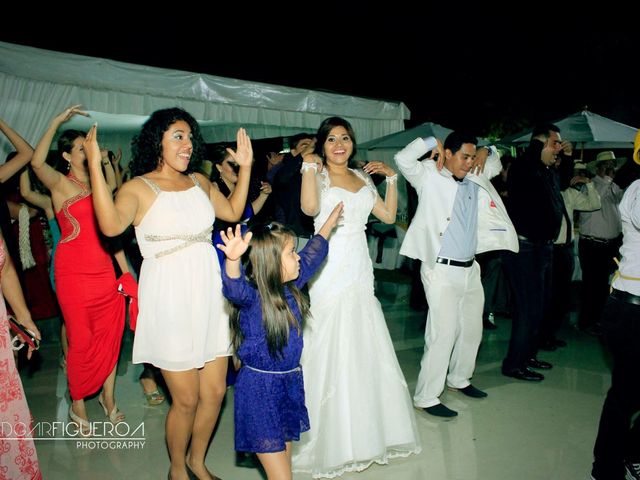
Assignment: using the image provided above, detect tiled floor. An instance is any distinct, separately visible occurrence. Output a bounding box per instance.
[18,278,608,479]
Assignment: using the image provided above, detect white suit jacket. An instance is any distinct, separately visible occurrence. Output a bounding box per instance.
[395,138,518,268]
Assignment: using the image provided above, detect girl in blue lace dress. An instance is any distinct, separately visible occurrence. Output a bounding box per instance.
[219,204,342,480]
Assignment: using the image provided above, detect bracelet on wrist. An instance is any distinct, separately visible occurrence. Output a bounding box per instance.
[385,174,398,184]
[300,162,318,174]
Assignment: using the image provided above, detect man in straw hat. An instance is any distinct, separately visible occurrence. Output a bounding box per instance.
[577,151,625,336]
[590,130,640,480]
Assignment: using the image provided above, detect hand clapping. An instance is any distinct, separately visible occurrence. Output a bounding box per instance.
[83,124,102,168]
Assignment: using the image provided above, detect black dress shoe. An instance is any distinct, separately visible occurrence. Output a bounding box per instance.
[185,465,198,480]
[502,367,544,381]
[235,451,256,468]
[527,358,553,370]
[422,403,458,417]
[538,340,557,351]
[449,384,488,398]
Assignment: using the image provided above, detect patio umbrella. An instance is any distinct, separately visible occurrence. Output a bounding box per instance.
[502,109,638,150]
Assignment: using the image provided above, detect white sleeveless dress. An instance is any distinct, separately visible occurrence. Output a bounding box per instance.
[292,169,421,478]
[132,174,230,371]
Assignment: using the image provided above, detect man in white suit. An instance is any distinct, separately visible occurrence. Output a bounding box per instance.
[395,132,518,417]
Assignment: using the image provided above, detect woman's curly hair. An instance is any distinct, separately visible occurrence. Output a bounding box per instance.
[129,107,205,177]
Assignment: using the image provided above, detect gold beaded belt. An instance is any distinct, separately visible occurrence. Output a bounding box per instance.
[145,226,213,258]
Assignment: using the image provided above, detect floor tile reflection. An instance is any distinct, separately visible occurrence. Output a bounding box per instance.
[19,278,607,479]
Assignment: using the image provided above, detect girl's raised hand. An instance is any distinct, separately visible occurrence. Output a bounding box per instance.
[228,128,253,168]
[318,201,344,239]
[218,224,253,261]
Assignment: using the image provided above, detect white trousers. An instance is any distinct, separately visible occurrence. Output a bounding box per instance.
[413,261,484,408]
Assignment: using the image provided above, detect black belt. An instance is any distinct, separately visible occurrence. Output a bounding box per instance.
[436,257,474,268]
[610,288,640,306]
[581,235,616,244]
[517,235,553,245]
[554,240,574,248]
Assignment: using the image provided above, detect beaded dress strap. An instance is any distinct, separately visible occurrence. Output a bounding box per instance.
[188,173,200,188]
[139,176,161,195]
[59,173,90,244]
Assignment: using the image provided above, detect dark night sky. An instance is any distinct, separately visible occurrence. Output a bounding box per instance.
[2,11,638,138]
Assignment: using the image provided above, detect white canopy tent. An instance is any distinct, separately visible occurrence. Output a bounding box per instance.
[0,41,409,160]
[360,121,454,151]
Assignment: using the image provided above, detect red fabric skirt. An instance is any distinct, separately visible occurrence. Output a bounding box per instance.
[55,240,124,400]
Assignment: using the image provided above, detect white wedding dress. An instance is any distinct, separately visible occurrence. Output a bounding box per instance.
[292,169,421,478]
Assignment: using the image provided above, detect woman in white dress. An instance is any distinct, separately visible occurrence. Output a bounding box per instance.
[292,117,421,478]
[85,108,252,480]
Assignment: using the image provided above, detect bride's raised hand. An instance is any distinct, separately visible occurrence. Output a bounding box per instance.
[302,152,324,173]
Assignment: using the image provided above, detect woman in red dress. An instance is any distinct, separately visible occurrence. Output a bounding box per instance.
[0,231,42,479]
[31,106,126,433]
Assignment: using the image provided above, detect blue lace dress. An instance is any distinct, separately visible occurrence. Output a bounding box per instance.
[222,235,328,453]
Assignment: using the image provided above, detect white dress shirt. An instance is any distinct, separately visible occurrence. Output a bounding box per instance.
[611,179,640,296]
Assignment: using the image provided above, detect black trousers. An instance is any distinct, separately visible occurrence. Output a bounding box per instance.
[502,241,553,372]
[592,295,640,478]
[539,242,575,345]
[578,237,621,329]
[477,250,511,316]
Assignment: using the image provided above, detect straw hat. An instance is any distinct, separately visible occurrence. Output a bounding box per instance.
[596,151,616,162]
[573,161,588,171]
[587,151,626,174]
[200,160,213,178]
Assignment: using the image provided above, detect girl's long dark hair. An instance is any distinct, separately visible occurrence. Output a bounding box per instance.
[229,222,310,358]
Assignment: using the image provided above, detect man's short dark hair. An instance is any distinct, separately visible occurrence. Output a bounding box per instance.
[531,123,560,140]
[444,131,478,155]
[289,133,315,150]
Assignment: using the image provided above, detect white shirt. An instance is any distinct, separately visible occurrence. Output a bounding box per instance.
[555,183,601,244]
[395,139,518,267]
[578,175,624,239]
[611,179,640,296]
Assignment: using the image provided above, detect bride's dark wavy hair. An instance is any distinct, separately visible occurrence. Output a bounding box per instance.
[129,108,205,177]
[229,222,310,359]
[313,116,358,168]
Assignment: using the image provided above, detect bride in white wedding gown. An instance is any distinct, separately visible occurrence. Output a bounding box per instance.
[292,117,421,478]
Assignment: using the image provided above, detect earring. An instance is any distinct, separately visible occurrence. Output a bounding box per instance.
[66,161,71,172]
